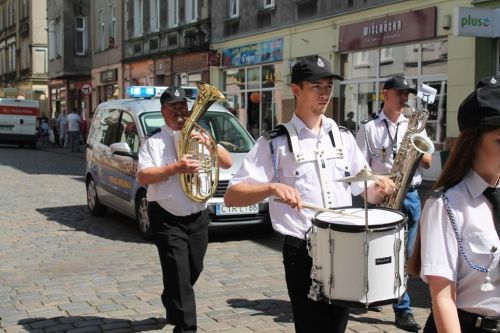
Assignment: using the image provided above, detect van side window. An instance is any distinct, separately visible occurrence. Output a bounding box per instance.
[98,109,121,146]
[119,112,139,154]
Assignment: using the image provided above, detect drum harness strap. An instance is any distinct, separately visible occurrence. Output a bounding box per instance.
[269,122,350,210]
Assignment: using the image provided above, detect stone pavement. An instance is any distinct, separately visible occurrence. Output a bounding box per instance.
[0,145,433,333]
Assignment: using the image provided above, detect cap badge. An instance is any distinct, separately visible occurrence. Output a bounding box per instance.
[174,89,180,97]
[403,79,408,86]
[491,77,497,85]
[317,57,325,68]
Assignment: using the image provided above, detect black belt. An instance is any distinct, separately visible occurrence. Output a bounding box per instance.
[458,309,500,332]
[284,235,307,249]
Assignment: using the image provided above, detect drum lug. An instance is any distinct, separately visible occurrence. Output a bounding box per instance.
[309,265,323,301]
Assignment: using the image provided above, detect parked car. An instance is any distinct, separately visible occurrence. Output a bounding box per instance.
[85,86,269,238]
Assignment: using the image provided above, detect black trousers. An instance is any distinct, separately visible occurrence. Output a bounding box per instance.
[148,201,209,333]
[283,236,349,333]
[424,310,500,333]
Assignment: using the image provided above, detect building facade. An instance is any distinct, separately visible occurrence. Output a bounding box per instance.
[210,0,498,179]
[0,0,49,116]
[47,0,92,121]
[122,0,215,98]
[90,0,123,117]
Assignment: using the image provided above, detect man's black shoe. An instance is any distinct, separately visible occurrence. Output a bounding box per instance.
[395,312,421,332]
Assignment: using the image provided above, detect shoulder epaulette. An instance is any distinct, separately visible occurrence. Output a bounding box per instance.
[361,115,378,125]
[339,126,350,132]
[429,186,445,198]
[263,124,288,141]
[145,127,161,139]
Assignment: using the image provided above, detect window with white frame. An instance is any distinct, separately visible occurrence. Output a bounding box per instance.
[134,0,144,37]
[185,0,198,23]
[229,0,239,18]
[75,17,87,55]
[21,39,30,69]
[98,10,105,50]
[263,0,274,9]
[150,0,160,31]
[8,41,15,72]
[21,0,29,18]
[168,0,179,28]
[109,4,116,46]
[33,48,47,74]
[0,44,5,75]
[48,18,62,59]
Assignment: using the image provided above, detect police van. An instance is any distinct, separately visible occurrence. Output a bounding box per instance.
[0,98,40,148]
[85,86,269,238]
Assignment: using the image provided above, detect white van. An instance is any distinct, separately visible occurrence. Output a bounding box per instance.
[85,86,269,238]
[0,98,40,148]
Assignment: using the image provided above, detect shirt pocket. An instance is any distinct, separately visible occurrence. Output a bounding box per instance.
[468,232,498,261]
[282,163,316,195]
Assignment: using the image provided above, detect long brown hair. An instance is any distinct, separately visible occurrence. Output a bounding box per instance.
[406,127,486,276]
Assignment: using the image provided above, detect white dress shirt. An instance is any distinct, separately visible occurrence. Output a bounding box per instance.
[420,170,500,316]
[356,110,428,187]
[137,125,206,216]
[228,114,370,240]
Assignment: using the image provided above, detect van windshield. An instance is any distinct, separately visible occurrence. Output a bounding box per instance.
[139,111,254,153]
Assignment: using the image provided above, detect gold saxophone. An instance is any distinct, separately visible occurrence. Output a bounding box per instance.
[380,107,435,210]
[178,81,225,203]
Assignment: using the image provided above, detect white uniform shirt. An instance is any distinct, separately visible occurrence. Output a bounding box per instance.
[228,114,369,240]
[67,113,81,132]
[137,124,206,216]
[420,170,500,316]
[356,111,427,187]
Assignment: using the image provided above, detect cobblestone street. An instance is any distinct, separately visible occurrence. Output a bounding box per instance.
[0,146,432,332]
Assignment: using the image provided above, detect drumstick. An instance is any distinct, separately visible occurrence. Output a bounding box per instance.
[274,199,363,219]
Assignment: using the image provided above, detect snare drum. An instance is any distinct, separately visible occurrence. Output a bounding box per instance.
[307,207,407,307]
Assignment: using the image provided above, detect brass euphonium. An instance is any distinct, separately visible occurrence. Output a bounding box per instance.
[178,81,225,203]
[380,106,435,210]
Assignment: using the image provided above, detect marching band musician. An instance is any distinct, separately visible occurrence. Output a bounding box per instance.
[137,86,232,333]
[356,75,432,332]
[413,78,500,333]
[224,55,395,333]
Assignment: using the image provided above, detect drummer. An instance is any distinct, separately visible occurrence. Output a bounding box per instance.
[223,55,395,333]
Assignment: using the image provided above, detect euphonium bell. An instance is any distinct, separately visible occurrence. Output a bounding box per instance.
[178,81,225,203]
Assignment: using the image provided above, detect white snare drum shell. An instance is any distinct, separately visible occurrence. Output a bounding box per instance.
[309,207,407,306]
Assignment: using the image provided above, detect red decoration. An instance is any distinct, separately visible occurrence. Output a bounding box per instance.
[250,92,261,104]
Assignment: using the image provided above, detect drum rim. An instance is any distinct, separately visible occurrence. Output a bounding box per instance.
[312,206,407,232]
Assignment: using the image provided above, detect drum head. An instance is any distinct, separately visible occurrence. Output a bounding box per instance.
[312,206,406,232]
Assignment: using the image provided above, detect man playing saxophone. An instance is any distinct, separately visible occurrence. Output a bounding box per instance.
[137,86,232,333]
[356,75,432,332]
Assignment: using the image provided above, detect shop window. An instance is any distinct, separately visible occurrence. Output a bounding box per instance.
[422,41,447,75]
[379,43,418,77]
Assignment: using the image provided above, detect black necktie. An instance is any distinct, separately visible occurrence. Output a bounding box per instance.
[483,187,500,239]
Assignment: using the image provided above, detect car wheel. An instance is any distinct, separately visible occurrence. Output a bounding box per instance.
[136,190,153,239]
[86,177,108,216]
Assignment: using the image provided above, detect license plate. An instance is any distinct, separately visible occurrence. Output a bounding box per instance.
[215,203,259,216]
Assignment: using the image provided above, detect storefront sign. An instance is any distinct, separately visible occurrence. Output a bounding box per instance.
[339,7,436,52]
[454,7,500,38]
[100,69,117,83]
[222,38,283,67]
